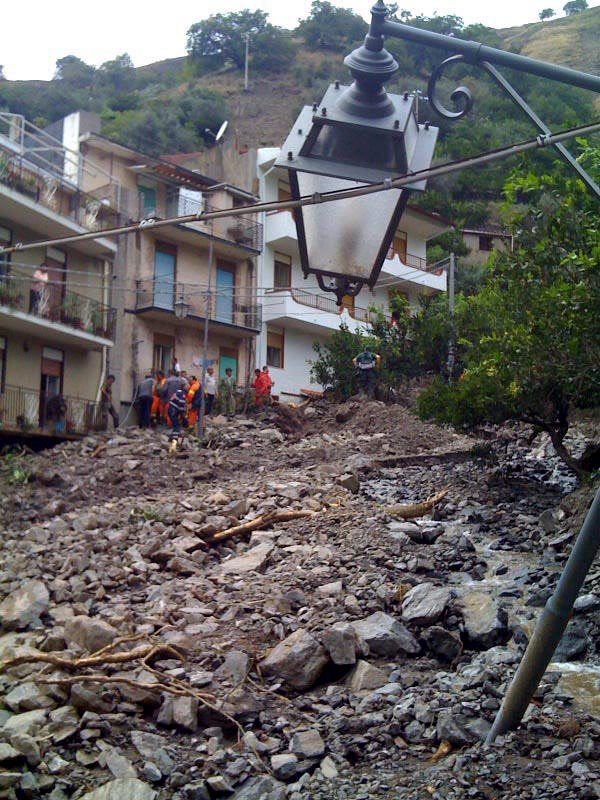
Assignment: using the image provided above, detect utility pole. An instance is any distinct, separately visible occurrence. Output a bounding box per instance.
[487,489,600,742]
[446,252,455,379]
[197,223,214,438]
[244,33,250,92]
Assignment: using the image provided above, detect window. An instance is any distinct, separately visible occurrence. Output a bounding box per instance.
[274,253,292,289]
[479,234,494,252]
[153,334,175,374]
[0,226,11,276]
[267,327,284,369]
[153,243,176,311]
[232,195,248,209]
[138,183,157,216]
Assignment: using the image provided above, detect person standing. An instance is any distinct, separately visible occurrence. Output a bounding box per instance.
[204,366,216,415]
[187,375,200,429]
[352,348,381,399]
[30,263,49,315]
[220,367,236,418]
[137,372,154,429]
[100,374,119,429]
[252,368,262,407]
[151,371,167,426]
[260,366,273,403]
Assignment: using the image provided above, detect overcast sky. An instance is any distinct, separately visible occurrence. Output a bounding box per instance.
[2,0,598,80]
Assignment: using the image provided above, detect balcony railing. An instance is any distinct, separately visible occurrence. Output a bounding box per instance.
[136,279,262,332]
[0,142,122,234]
[0,384,103,437]
[162,194,263,252]
[0,270,115,340]
[288,288,392,325]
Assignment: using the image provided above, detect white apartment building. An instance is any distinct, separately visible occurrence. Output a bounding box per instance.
[255,147,450,400]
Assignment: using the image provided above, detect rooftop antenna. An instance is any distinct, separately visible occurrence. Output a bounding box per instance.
[204,120,229,146]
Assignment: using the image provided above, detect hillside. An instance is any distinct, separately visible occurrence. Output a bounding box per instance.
[0,7,597,229]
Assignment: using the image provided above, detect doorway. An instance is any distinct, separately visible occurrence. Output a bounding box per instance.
[45,247,67,320]
[39,346,64,428]
[218,347,238,381]
[153,243,176,311]
[216,261,235,323]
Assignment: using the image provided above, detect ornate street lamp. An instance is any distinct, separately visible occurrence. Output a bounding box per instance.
[173,289,190,320]
[276,0,599,303]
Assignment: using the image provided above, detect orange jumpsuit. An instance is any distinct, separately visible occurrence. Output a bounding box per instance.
[187,379,200,428]
[151,377,167,424]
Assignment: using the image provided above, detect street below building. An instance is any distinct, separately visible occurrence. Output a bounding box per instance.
[0,401,598,799]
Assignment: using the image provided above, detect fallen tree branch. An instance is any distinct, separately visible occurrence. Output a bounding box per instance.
[386,489,449,520]
[209,510,317,544]
[0,643,181,672]
[36,673,214,700]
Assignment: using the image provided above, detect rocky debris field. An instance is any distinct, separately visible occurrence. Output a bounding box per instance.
[0,400,598,800]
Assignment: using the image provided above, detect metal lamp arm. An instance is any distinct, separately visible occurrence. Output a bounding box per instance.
[377,16,600,94]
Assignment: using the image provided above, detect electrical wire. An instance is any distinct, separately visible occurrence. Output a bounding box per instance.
[1,120,597,258]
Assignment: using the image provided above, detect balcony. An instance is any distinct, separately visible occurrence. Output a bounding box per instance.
[0,384,103,439]
[264,288,391,334]
[162,192,263,254]
[380,249,447,292]
[0,271,115,349]
[0,143,120,256]
[135,279,261,335]
[264,210,297,255]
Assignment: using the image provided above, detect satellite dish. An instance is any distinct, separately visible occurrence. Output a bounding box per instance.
[215,120,229,142]
[204,120,229,145]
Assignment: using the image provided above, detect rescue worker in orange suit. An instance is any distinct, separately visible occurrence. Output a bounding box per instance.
[187,375,200,429]
[151,371,167,425]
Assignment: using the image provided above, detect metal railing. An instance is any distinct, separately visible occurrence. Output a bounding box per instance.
[162,194,263,252]
[288,287,392,325]
[136,279,262,331]
[0,270,115,340]
[0,384,103,436]
[0,142,122,234]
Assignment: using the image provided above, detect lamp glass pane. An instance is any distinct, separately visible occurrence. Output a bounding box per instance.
[297,173,403,281]
[309,125,403,172]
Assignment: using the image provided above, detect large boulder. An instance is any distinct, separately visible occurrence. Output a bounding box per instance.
[219,542,274,575]
[64,615,119,653]
[79,779,156,800]
[347,660,388,692]
[457,591,508,650]
[0,581,49,631]
[422,626,463,662]
[321,622,359,666]
[260,629,329,691]
[401,583,451,626]
[352,612,420,657]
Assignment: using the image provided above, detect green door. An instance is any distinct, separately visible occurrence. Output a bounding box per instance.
[219,355,237,381]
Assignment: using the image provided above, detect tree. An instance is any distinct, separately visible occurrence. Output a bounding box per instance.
[96,54,135,95]
[252,25,297,72]
[297,1,367,50]
[563,0,588,14]
[54,55,95,88]
[187,10,268,70]
[418,147,600,474]
[539,8,556,20]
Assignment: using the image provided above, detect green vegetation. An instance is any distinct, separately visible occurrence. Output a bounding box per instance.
[539,9,556,20]
[417,144,600,473]
[563,0,588,15]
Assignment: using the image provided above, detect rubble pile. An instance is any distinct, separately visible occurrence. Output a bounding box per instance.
[0,402,598,799]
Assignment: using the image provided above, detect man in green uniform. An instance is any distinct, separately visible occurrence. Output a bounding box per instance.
[353,348,381,399]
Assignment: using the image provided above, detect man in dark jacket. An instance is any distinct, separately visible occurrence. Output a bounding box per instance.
[137,372,154,428]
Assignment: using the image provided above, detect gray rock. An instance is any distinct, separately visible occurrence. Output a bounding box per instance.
[316,580,343,597]
[337,473,359,494]
[352,612,420,657]
[574,594,600,614]
[71,684,116,713]
[206,775,234,794]
[64,615,118,653]
[290,730,325,759]
[105,748,137,779]
[5,682,55,712]
[260,629,329,691]
[555,621,588,661]
[220,542,274,575]
[457,591,508,649]
[3,708,48,736]
[8,734,41,767]
[271,753,299,781]
[215,651,250,685]
[347,660,388,691]
[319,756,338,779]
[142,763,162,783]
[0,580,49,630]
[422,626,463,662]
[172,697,198,731]
[401,583,451,626]
[231,776,285,799]
[0,743,23,764]
[436,711,490,746]
[321,622,358,666]
[79,778,157,800]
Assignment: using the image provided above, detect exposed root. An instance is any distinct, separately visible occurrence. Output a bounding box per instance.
[209,509,317,543]
[386,488,449,520]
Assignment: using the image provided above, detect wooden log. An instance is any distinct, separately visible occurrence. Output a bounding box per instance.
[209,510,316,544]
[386,489,449,520]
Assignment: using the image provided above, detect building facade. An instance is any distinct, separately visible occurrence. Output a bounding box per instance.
[460,227,513,264]
[255,148,450,399]
[54,112,263,417]
[0,112,117,439]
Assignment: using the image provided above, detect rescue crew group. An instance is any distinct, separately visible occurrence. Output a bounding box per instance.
[100,361,274,438]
